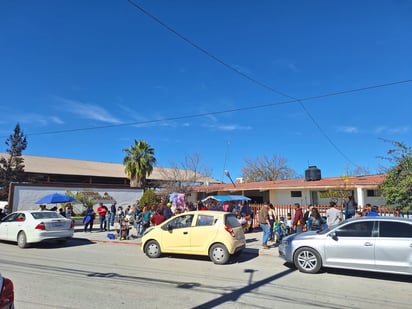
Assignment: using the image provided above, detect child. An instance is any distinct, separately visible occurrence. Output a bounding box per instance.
[274,216,287,243]
[285,212,293,235]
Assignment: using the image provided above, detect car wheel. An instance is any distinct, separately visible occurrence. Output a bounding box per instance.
[17,231,28,248]
[209,243,230,265]
[293,247,322,273]
[145,240,161,258]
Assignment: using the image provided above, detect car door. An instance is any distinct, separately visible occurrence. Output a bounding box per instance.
[374,220,412,275]
[190,214,218,254]
[161,214,194,253]
[0,213,20,241]
[324,220,375,271]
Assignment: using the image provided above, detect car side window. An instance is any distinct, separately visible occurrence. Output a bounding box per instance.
[2,213,19,223]
[16,213,26,222]
[335,221,374,237]
[196,215,215,226]
[168,215,194,229]
[379,221,412,238]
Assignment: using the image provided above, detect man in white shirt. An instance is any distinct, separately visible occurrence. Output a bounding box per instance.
[326,201,341,227]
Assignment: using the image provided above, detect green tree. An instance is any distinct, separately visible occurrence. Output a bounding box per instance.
[0,123,28,200]
[123,140,156,189]
[379,140,412,211]
[139,189,159,207]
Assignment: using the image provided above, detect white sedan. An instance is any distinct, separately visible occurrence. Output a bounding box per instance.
[0,210,74,248]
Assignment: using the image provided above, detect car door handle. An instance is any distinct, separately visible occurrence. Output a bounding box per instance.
[183,232,188,235]
[364,242,373,246]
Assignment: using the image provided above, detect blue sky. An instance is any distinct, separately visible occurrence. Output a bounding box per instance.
[1,1,411,182]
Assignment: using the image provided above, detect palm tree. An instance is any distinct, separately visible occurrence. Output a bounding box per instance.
[123,140,156,188]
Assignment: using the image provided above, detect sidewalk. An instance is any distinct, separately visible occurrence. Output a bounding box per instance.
[73,226,279,257]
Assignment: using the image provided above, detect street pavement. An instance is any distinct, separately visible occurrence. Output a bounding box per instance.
[73,223,279,257]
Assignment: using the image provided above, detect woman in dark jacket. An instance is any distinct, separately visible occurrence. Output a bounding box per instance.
[309,207,326,231]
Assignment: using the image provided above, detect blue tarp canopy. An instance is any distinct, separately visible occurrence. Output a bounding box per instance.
[201,195,251,202]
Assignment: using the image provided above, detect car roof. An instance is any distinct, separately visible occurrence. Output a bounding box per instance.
[182,210,233,216]
[346,216,412,223]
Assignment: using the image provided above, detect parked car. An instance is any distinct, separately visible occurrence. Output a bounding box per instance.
[0,210,74,248]
[278,216,412,275]
[141,211,246,264]
[0,273,14,309]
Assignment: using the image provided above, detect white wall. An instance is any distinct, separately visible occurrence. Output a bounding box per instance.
[11,185,143,213]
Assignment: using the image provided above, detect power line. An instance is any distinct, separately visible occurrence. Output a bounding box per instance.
[126,0,408,168]
[4,79,410,139]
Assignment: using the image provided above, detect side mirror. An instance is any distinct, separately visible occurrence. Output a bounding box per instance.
[167,224,173,232]
[329,231,338,241]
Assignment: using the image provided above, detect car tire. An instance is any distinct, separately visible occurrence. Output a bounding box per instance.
[145,240,161,258]
[209,243,230,265]
[17,231,28,248]
[293,247,322,274]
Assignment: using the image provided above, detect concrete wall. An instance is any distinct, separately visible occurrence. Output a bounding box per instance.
[11,184,143,213]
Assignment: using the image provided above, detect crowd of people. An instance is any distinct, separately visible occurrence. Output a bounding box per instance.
[257,197,391,250]
[81,200,202,239]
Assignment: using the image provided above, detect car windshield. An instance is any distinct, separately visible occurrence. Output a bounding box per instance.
[31,212,63,219]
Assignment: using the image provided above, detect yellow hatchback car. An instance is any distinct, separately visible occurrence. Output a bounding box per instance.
[141,211,246,264]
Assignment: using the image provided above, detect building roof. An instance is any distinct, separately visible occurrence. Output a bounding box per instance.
[193,174,386,193]
[0,153,219,183]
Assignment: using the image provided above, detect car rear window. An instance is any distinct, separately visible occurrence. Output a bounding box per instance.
[31,212,62,219]
[225,214,241,227]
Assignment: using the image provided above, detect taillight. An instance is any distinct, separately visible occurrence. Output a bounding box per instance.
[0,278,14,305]
[225,225,235,237]
[70,220,75,228]
[35,222,46,230]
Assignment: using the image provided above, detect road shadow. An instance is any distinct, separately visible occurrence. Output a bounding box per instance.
[156,248,260,264]
[281,262,412,283]
[324,267,412,283]
[29,237,95,249]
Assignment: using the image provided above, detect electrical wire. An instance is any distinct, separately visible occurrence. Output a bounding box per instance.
[5,79,410,140]
[126,0,409,167]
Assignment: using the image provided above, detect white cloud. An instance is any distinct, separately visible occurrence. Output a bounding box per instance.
[50,116,64,124]
[374,126,411,134]
[204,123,252,132]
[338,126,359,134]
[56,98,122,124]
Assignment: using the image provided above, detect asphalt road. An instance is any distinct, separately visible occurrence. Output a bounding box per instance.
[0,235,411,309]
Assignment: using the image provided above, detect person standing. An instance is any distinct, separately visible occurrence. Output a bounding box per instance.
[268,203,276,241]
[0,208,5,220]
[110,202,117,227]
[309,207,325,231]
[83,206,95,232]
[303,204,314,231]
[259,203,271,249]
[97,203,108,231]
[326,201,341,227]
[367,205,379,216]
[293,203,304,233]
[163,202,173,220]
[344,196,357,219]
